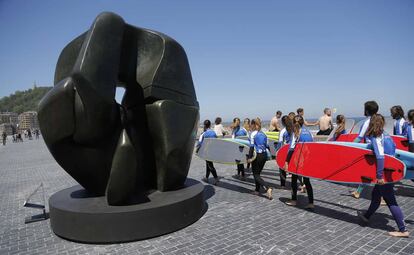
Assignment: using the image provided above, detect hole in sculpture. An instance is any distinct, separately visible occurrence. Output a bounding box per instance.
[115,87,125,104]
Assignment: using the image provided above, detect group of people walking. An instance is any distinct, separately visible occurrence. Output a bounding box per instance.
[197,100,413,238]
[1,129,41,146]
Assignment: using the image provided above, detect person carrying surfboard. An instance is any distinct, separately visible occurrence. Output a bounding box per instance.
[276,115,292,188]
[404,109,414,153]
[391,105,407,136]
[283,115,314,209]
[197,119,220,185]
[357,114,409,238]
[231,117,248,180]
[243,118,252,170]
[247,118,273,200]
[351,101,379,199]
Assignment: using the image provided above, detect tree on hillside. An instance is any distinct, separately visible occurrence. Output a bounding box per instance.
[0,87,52,113]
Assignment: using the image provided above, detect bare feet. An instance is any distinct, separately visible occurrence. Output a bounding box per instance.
[300,185,307,193]
[380,198,387,206]
[267,188,273,200]
[351,191,360,199]
[285,200,297,206]
[388,231,409,238]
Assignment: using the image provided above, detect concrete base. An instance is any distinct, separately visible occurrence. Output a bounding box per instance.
[49,179,205,243]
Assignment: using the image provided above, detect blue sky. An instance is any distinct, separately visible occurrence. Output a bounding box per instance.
[0,0,413,120]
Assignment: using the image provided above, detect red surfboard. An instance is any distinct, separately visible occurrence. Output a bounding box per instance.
[335,134,409,151]
[276,143,405,184]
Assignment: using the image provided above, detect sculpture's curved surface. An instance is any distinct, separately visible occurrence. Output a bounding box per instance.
[38,12,199,205]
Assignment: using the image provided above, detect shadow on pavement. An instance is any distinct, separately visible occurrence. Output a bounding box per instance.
[278,197,395,232]
[203,185,216,201]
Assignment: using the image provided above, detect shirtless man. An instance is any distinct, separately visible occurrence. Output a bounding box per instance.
[269,110,282,131]
[315,108,333,135]
[296,108,317,127]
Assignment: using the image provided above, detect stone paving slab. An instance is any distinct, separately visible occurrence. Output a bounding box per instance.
[0,138,413,254]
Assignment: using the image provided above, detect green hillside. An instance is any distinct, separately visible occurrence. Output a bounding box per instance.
[0,86,52,114]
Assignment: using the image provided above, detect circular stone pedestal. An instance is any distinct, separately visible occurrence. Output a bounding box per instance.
[49,179,205,243]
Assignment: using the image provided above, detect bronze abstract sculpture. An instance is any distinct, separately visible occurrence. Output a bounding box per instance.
[38,12,204,243]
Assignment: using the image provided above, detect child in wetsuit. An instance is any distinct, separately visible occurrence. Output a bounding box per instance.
[404,109,414,153]
[283,115,314,209]
[232,117,248,179]
[276,115,292,187]
[351,101,379,199]
[243,118,251,170]
[391,105,406,136]
[247,118,273,200]
[357,114,409,238]
[333,115,346,141]
[197,120,219,185]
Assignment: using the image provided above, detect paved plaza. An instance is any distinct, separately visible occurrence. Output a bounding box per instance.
[0,138,414,254]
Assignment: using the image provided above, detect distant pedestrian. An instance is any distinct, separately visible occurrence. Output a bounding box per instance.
[17,133,23,142]
[2,132,7,146]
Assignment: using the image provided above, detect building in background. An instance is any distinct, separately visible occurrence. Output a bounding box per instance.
[0,112,18,125]
[0,123,15,135]
[18,111,39,131]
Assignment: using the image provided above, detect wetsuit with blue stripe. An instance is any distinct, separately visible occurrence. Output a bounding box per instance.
[249,130,270,192]
[403,123,414,152]
[232,127,248,176]
[232,127,248,139]
[333,129,346,141]
[355,117,371,143]
[285,127,314,204]
[355,117,372,194]
[393,118,406,136]
[197,129,218,180]
[277,127,290,187]
[363,134,406,232]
